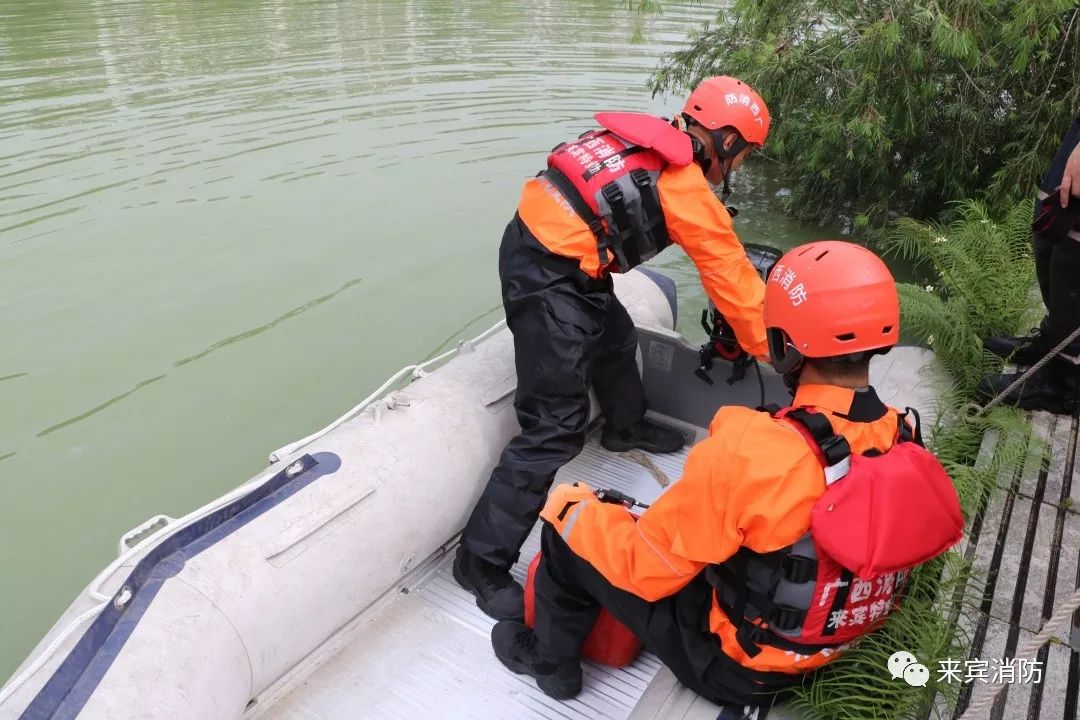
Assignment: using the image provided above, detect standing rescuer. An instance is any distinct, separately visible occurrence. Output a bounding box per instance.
[979,109,1080,413]
[488,242,964,717]
[454,76,776,621]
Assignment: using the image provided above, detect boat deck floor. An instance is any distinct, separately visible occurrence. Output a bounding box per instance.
[257,427,699,720]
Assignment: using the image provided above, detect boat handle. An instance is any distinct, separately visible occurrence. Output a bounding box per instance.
[117,514,175,556]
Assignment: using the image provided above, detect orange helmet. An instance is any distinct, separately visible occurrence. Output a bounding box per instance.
[764,241,899,377]
[682,76,770,147]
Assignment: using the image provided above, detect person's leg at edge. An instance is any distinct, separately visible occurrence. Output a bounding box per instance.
[1045,236,1080,353]
[593,294,685,454]
[979,236,1080,412]
[454,218,604,620]
[1043,236,1080,394]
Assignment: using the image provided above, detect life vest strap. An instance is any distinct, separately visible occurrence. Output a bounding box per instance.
[540,168,612,265]
[897,406,923,445]
[781,408,852,484]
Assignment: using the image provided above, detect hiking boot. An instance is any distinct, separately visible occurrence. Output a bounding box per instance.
[984,327,1047,366]
[453,547,524,621]
[601,419,686,454]
[976,365,1079,415]
[490,620,583,700]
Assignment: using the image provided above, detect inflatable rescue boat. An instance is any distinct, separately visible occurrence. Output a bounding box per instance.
[0,265,943,720]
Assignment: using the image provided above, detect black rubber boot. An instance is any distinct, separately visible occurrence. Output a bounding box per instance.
[453,547,525,621]
[976,364,1080,415]
[491,620,583,700]
[984,328,1047,366]
[600,419,686,454]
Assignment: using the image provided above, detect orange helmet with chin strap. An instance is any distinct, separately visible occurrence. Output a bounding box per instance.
[681,76,770,200]
[764,241,900,380]
[682,76,771,148]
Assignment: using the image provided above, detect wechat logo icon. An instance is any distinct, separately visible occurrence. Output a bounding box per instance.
[888,650,930,687]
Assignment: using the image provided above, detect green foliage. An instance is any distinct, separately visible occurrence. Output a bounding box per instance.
[883,199,1037,395]
[649,0,1080,227]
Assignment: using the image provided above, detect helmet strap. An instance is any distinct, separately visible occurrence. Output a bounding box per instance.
[720,171,739,217]
[782,365,802,394]
[689,135,712,175]
[714,129,747,205]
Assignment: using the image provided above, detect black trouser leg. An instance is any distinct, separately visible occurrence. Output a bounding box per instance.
[460,218,611,568]
[1046,238,1080,348]
[591,296,647,434]
[1035,113,1080,336]
[1032,230,1055,313]
[532,525,800,709]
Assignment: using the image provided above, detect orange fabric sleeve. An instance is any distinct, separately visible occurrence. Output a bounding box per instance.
[545,406,828,602]
[550,440,740,601]
[517,176,608,278]
[656,164,768,359]
[705,408,827,554]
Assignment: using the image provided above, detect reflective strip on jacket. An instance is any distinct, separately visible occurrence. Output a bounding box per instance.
[538,384,907,674]
[516,162,768,359]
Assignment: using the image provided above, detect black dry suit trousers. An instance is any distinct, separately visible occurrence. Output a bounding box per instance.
[460,214,646,569]
[1034,112,1080,359]
[532,524,803,712]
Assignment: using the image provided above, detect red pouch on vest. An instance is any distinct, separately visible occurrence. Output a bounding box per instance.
[811,443,964,578]
[523,552,643,667]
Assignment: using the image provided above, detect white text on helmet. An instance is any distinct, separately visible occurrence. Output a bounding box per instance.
[768,262,810,307]
[723,92,766,127]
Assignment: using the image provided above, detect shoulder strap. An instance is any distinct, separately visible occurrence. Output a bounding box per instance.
[539,168,605,237]
[777,407,852,486]
[897,406,924,446]
[539,167,612,265]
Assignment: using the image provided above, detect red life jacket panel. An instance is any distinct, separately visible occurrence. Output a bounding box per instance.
[707,406,964,657]
[542,113,695,272]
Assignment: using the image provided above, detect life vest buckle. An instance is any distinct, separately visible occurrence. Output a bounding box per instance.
[735,623,768,658]
[601,181,625,207]
[818,434,851,467]
[769,605,805,633]
[781,554,817,584]
[628,167,652,189]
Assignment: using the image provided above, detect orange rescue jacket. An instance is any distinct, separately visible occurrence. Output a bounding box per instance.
[517,161,768,359]
[539,384,909,675]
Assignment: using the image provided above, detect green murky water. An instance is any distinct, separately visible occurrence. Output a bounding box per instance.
[0,0,837,679]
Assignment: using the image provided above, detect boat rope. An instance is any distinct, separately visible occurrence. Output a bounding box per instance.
[957,585,1080,719]
[0,602,107,706]
[617,450,670,488]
